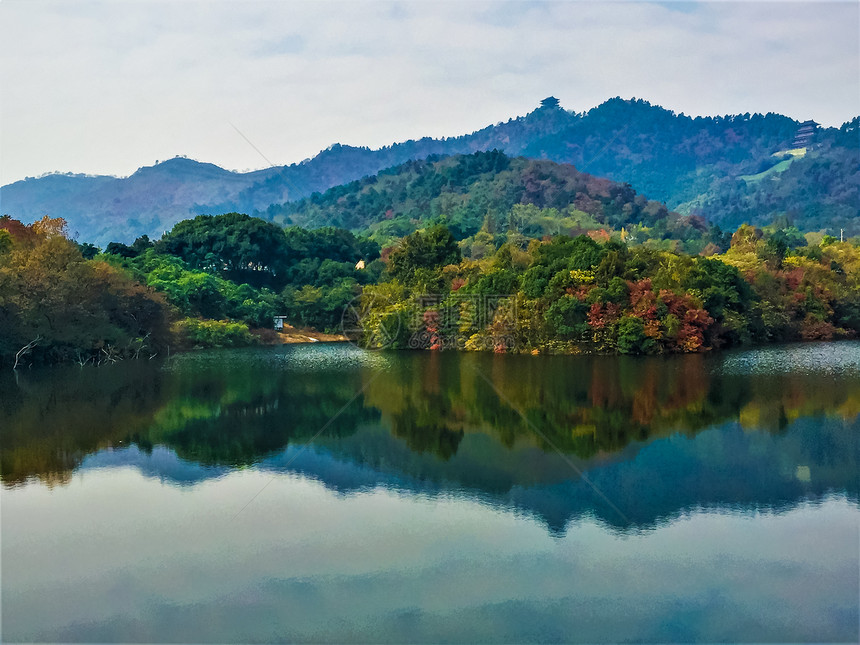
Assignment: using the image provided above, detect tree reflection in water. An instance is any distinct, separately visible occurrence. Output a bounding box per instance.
[2,342,858,531]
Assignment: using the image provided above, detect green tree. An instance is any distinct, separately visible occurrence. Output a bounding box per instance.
[387,225,461,284]
[159,213,291,288]
[617,316,655,354]
[545,296,589,339]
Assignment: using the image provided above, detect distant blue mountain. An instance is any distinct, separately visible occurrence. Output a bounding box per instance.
[2,98,857,245]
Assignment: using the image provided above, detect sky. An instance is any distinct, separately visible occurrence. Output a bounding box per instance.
[1,0,857,184]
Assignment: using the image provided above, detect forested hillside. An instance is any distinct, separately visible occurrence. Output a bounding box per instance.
[270,150,720,255]
[3,98,856,244]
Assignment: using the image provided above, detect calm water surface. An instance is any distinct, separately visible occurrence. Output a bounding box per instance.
[2,342,858,642]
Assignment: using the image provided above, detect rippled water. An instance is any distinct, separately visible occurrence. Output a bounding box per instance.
[2,342,858,642]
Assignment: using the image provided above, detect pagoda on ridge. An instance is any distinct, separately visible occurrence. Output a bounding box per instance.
[792,120,819,148]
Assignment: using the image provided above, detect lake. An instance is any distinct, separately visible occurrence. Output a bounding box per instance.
[2,342,858,643]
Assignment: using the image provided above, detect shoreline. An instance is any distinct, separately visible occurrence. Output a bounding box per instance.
[272,323,347,344]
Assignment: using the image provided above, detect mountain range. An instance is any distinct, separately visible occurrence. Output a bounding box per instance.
[2,97,857,245]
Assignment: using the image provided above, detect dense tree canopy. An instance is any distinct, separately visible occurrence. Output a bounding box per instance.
[158,212,292,288]
[387,225,461,284]
[359,223,860,354]
[282,226,380,286]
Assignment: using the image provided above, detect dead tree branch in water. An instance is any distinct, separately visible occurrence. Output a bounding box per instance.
[13,336,42,370]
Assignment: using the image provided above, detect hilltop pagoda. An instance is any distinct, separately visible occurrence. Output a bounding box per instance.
[540,96,561,110]
[792,120,819,148]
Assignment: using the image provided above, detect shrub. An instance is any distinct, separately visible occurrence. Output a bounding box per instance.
[172,318,257,349]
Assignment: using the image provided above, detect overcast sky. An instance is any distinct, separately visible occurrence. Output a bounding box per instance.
[1,1,857,183]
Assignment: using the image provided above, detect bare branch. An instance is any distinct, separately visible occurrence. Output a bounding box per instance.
[13,336,42,370]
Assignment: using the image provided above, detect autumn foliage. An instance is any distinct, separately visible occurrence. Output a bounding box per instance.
[358,223,860,355]
[0,216,174,366]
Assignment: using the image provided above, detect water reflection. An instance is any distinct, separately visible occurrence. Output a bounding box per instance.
[2,342,858,532]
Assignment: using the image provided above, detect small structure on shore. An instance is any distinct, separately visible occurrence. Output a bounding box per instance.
[273,316,289,330]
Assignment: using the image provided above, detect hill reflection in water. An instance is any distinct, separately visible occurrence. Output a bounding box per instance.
[2,342,858,533]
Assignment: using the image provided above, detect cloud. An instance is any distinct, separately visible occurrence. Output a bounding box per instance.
[1,0,857,183]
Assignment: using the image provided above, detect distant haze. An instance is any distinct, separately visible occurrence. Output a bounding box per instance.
[1,0,857,183]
